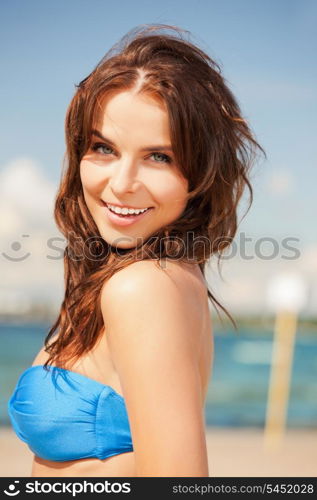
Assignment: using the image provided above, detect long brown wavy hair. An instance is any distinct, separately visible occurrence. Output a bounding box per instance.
[44,24,265,370]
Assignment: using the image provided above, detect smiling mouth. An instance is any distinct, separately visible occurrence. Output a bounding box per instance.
[102,201,154,217]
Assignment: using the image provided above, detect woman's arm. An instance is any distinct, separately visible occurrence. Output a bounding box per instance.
[100,260,209,477]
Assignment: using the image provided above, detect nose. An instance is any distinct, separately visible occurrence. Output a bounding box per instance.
[108,156,139,195]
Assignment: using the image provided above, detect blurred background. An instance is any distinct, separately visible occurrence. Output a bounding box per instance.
[1,0,316,477]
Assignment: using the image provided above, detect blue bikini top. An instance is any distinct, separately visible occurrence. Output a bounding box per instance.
[7,365,133,462]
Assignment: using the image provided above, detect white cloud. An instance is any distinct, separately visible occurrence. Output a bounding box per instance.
[0,158,63,309]
[205,246,317,316]
[266,168,295,196]
[0,157,56,231]
[299,244,317,274]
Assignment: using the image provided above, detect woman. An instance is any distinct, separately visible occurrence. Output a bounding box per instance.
[8,25,263,477]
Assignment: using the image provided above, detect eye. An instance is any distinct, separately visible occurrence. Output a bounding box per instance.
[150,152,172,164]
[91,142,115,155]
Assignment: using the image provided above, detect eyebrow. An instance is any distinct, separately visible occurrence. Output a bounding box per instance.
[91,129,173,152]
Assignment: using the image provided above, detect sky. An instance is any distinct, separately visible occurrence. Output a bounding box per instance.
[0,0,316,315]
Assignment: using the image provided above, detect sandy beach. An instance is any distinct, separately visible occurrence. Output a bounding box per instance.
[1,426,316,477]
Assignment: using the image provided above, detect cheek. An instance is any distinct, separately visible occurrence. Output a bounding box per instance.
[80,161,93,194]
[152,171,188,208]
[80,160,107,195]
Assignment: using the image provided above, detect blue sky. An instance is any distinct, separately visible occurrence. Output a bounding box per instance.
[0,0,316,313]
[1,0,316,178]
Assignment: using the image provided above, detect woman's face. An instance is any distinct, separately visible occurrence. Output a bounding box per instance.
[80,90,188,249]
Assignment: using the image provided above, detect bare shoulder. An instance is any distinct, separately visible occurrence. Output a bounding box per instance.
[99,258,210,475]
[100,258,206,342]
[101,258,170,294]
[101,258,206,303]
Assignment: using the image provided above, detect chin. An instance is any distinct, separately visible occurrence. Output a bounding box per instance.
[97,222,166,252]
[99,233,138,251]
[112,241,138,250]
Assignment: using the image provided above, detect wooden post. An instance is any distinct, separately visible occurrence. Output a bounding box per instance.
[263,310,298,451]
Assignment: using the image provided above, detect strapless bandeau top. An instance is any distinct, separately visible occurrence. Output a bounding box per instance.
[7,365,133,462]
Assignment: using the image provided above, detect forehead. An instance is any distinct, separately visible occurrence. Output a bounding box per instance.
[92,90,171,144]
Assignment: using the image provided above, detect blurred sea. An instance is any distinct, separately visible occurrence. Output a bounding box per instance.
[1,322,317,428]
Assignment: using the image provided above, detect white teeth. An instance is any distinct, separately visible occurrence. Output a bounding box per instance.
[107,203,149,215]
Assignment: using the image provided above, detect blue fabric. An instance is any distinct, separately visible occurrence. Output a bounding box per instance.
[7,365,133,462]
